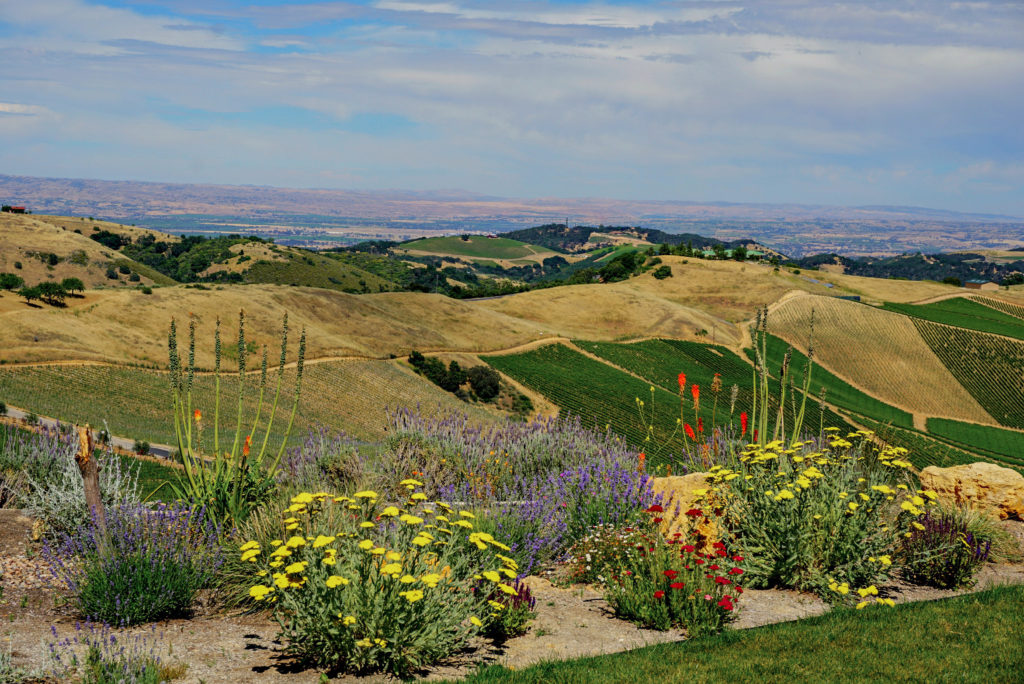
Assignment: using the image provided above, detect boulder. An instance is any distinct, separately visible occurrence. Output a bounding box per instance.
[918,462,1024,521]
[649,473,716,545]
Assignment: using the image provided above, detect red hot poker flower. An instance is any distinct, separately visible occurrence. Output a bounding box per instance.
[691,384,700,403]
[698,417,704,433]
[740,411,748,436]
[684,423,696,440]
[677,372,686,392]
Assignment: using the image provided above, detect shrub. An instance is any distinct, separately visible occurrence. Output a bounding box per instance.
[45,502,222,625]
[701,432,933,598]
[133,440,150,455]
[604,506,744,635]
[242,485,520,677]
[117,264,131,275]
[467,365,500,400]
[279,426,363,494]
[900,507,992,589]
[25,439,140,538]
[0,401,6,416]
[49,622,180,683]
[380,410,657,574]
[0,423,67,508]
[25,412,39,425]
[105,267,118,280]
[140,286,153,295]
[564,524,653,586]
[651,265,673,280]
[482,579,536,640]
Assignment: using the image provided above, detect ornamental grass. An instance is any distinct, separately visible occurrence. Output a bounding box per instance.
[240,481,526,678]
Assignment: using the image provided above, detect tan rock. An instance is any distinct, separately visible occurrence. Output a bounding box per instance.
[918,462,1024,521]
[649,473,716,546]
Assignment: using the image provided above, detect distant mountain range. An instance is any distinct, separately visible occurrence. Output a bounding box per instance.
[2,173,1023,257]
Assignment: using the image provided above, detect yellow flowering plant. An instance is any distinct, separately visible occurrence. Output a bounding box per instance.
[239,480,521,678]
[697,433,937,599]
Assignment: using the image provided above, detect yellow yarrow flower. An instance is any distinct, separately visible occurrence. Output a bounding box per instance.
[285,536,307,549]
[381,563,402,575]
[239,541,260,552]
[241,549,260,562]
[249,585,274,601]
[342,615,356,626]
[326,575,349,588]
[312,535,335,549]
[358,540,374,551]
[291,492,314,505]
[400,478,424,487]
[411,492,428,501]
[400,590,424,603]
[470,616,483,627]
[400,514,424,525]
[381,506,401,517]
[354,490,378,499]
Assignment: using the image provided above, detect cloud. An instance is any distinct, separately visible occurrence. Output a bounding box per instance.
[0,103,50,116]
[0,0,1022,213]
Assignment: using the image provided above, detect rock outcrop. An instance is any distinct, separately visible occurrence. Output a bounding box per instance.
[649,472,715,544]
[918,462,1024,521]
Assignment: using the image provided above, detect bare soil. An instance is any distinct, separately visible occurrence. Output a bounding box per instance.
[2,510,1022,683]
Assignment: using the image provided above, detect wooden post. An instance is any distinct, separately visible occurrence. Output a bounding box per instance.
[75,424,106,536]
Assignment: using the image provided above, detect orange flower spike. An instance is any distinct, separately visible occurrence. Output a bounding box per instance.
[691,384,700,402]
[193,409,202,422]
[677,373,686,393]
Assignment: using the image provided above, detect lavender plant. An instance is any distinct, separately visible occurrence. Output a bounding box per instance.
[380,409,658,575]
[48,622,178,684]
[17,424,140,538]
[0,422,67,508]
[45,502,222,625]
[278,425,363,494]
[900,507,993,589]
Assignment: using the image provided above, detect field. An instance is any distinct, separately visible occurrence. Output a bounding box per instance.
[768,294,993,424]
[913,320,1024,429]
[484,342,850,465]
[883,297,1024,340]
[972,295,1024,320]
[484,343,690,463]
[926,419,1024,470]
[858,419,984,470]
[0,359,497,446]
[759,334,915,429]
[398,236,556,261]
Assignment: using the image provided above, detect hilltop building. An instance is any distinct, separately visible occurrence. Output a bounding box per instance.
[964,279,998,291]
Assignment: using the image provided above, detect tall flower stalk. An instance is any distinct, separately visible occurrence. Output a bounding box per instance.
[168,311,306,524]
[749,307,816,445]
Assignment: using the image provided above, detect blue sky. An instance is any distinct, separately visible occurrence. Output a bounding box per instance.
[1,1,1022,214]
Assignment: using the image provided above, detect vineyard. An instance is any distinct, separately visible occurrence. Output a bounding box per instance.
[971,295,1024,321]
[858,419,983,471]
[0,359,495,446]
[913,320,1024,429]
[768,295,993,424]
[485,342,851,467]
[759,335,915,429]
[883,298,1024,341]
[926,418,1024,470]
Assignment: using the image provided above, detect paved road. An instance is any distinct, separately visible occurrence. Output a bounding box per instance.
[2,405,174,459]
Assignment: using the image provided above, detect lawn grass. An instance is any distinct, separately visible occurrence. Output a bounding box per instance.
[883,297,1024,340]
[456,585,1024,683]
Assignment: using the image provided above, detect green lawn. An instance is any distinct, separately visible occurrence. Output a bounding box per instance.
[883,298,1024,340]
[456,585,1024,683]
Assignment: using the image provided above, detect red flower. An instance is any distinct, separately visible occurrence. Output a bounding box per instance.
[653,517,663,524]
[697,417,704,433]
[712,542,726,550]
[677,372,686,392]
[663,570,679,579]
[654,590,665,599]
[646,504,664,513]
[670,582,685,590]
[740,411,748,436]
[728,568,744,576]
[753,428,758,442]
[684,423,696,440]
[691,384,700,403]
[732,555,744,562]
[682,545,696,553]
[709,564,721,571]
[685,508,703,517]
[715,576,732,585]
[736,586,744,594]
[717,597,734,611]
[695,559,705,565]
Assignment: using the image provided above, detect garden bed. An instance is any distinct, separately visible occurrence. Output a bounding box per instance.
[2,509,1022,682]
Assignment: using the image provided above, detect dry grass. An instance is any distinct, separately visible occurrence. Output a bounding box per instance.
[768,294,994,423]
[0,213,166,289]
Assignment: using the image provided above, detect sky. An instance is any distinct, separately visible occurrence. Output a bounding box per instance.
[1,1,1023,215]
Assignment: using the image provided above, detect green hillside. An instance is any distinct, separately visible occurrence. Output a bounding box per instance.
[926,418,1024,470]
[401,235,553,260]
[913,320,1024,429]
[883,297,1024,340]
[244,251,395,293]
